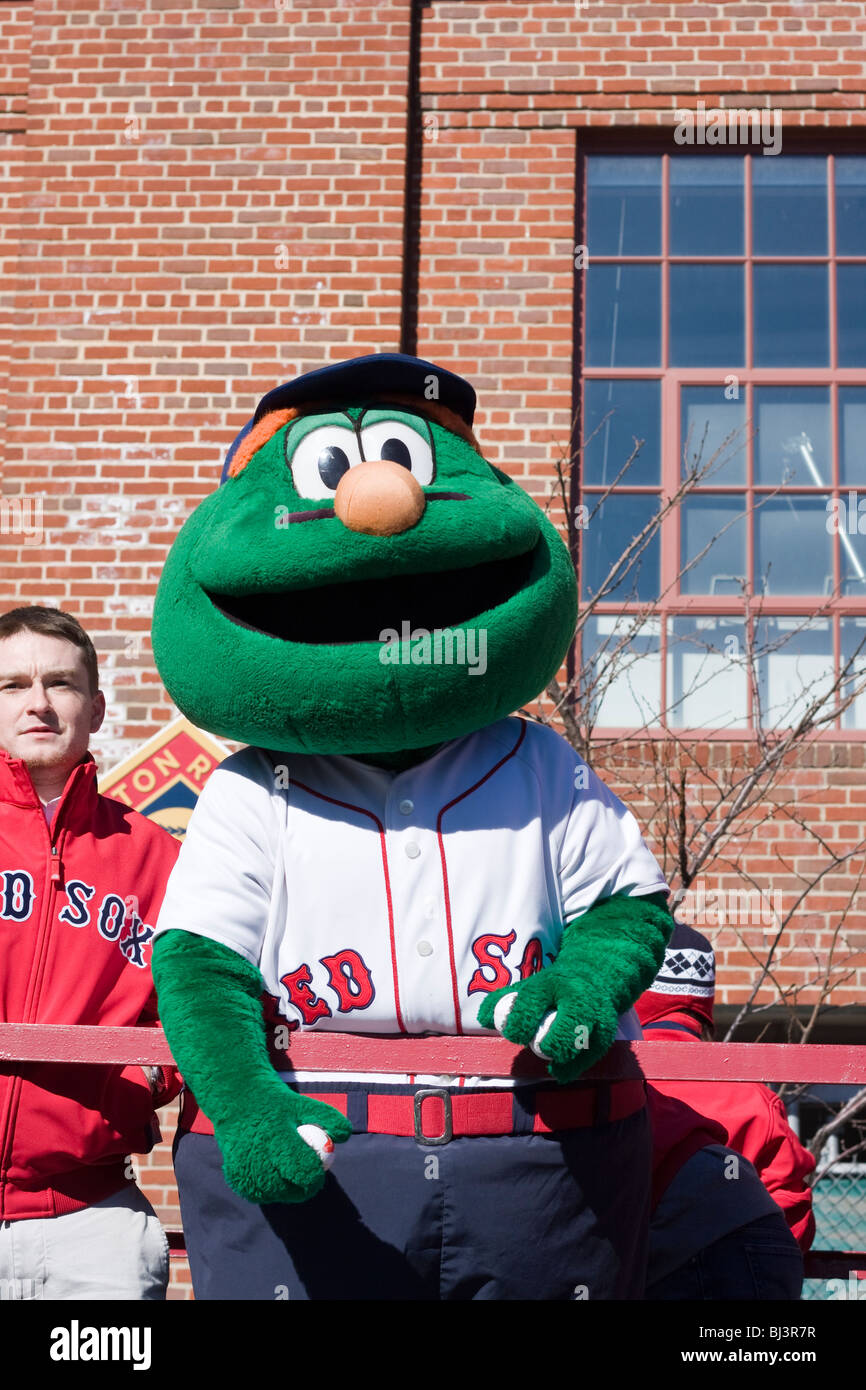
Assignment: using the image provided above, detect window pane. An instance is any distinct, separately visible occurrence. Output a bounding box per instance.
[581,615,662,728]
[840,387,866,485]
[836,495,866,596]
[680,497,747,595]
[670,156,744,256]
[583,379,660,487]
[752,157,827,256]
[837,266,866,367]
[753,265,829,366]
[755,617,834,729]
[586,156,662,256]
[667,617,748,729]
[586,265,661,366]
[669,265,744,367]
[834,156,866,256]
[681,387,747,484]
[754,496,833,595]
[754,387,830,485]
[840,617,866,730]
[580,493,660,602]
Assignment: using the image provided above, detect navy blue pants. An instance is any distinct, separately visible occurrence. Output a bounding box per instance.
[174,1100,651,1301]
[645,1212,805,1301]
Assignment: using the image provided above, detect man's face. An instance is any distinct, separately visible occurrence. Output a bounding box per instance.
[0,631,104,779]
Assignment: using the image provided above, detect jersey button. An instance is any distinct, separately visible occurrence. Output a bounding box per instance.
[405,841,420,859]
[399,798,414,815]
[417,940,433,956]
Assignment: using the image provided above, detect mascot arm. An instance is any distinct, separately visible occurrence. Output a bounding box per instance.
[152,929,352,1205]
[476,890,673,1083]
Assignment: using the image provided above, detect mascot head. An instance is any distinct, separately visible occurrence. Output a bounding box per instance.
[152,353,577,755]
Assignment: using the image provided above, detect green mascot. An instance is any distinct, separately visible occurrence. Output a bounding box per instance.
[150,353,673,1300]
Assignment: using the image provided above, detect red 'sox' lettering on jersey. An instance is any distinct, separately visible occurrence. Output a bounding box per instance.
[466,930,517,995]
[518,936,544,979]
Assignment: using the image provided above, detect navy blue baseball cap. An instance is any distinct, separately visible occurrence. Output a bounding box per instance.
[220,352,477,484]
[252,352,476,427]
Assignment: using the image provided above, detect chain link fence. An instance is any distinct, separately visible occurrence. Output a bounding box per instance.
[795,1099,866,1303]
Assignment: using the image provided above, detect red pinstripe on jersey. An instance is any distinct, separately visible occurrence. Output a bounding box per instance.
[436,719,528,1034]
[291,779,406,1035]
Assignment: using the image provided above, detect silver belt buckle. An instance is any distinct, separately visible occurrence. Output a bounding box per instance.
[414,1088,452,1145]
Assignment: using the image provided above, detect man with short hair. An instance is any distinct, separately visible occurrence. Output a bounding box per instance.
[0,605,181,1299]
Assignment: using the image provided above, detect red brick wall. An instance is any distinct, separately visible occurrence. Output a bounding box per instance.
[417,0,866,483]
[0,0,412,771]
[2,0,865,1290]
[0,0,31,476]
[590,738,866,1012]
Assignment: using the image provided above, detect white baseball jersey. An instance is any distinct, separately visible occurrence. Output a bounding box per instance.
[154,716,667,1084]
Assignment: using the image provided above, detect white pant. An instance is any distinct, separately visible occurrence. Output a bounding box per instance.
[0,1185,169,1300]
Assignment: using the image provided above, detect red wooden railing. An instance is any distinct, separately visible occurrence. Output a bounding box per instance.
[2,1025,864,1280]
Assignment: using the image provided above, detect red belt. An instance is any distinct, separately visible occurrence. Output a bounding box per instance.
[298,1080,646,1144]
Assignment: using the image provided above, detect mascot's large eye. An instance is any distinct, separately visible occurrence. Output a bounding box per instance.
[288,426,363,498]
[360,420,434,485]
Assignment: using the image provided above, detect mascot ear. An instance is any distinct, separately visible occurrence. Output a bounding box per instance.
[227,408,298,480]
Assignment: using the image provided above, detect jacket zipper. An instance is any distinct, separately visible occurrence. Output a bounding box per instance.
[0,816,65,1207]
[29,829,65,1016]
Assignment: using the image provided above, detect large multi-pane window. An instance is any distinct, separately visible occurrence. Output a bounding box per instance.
[579,151,866,732]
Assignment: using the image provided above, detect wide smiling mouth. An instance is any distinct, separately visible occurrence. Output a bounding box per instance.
[205,546,538,644]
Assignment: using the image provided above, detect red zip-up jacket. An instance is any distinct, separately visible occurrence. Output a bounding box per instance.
[644,1013,816,1251]
[0,748,181,1219]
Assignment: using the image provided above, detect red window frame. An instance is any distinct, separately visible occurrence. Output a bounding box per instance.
[575,135,866,739]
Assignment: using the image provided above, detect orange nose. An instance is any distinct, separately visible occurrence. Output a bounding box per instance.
[333,459,426,536]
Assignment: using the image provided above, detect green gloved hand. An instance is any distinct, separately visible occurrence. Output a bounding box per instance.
[152,929,352,1204]
[476,891,673,1083]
